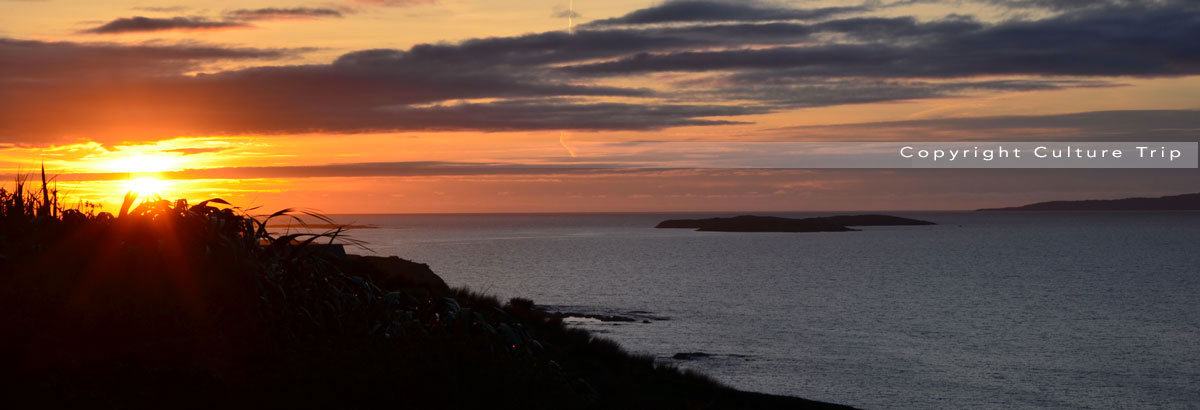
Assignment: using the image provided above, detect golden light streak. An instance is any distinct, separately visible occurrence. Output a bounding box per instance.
[104,153,182,174]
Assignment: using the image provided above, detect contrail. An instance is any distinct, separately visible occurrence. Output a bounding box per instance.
[568,0,575,35]
[559,132,577,158]
[563,3,577,155]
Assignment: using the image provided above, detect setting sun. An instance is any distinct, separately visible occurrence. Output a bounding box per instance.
[125,177,171,198]
[106,154,180,199]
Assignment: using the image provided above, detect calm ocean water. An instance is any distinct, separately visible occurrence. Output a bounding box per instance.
[330,212,1200,409]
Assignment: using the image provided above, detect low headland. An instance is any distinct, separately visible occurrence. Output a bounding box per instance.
[0,176,853,409]
[657,214,936,232]
[977,192,1200,211]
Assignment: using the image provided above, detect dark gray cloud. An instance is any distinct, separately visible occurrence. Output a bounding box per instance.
[0,39,730,143]
[981,0,1142,11]
[586,0,868,26]
[2,0,1198,144]
[565,3,1200,78]
[363,100,759,131]
[695,78,1116,108]
[391,15,980,70]
[223,7,346,21]
[83,7,348,35]
[778,110,1200,141]
[809,15,982,40]
[80,16,249,34]
[0,75,740,139]
[0,38,303,80]
[876,0,1174,12]
[552,9,581,19]
[396,29,706,68]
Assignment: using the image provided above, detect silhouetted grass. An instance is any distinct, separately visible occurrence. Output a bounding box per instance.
[0,172,853,410]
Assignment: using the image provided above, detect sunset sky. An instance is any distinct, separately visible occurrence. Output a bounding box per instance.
[2,0,1197,213]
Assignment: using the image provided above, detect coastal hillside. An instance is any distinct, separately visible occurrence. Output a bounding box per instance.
[0,178,852,410]
[977,192,1200,211]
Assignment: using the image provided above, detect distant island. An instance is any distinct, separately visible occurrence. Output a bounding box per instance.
[656,214,936,232]
[977,192,1200,211]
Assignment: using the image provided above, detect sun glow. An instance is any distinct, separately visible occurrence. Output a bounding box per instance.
[125,177,171,198]
[106,154,181,174]
[102,153,184,199]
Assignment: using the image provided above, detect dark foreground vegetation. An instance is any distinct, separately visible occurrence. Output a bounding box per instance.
[0,175,852,410]
[977,192,1200,211]
[657,215,936,232]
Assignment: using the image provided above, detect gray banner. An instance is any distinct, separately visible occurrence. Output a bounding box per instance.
[569,141,1198,168]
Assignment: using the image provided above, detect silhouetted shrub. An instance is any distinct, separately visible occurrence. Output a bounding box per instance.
[0,174,850,410]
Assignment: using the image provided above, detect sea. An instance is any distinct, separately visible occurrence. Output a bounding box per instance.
[327,212,1200,409]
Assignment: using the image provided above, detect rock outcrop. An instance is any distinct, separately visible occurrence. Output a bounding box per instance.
[342,254,450,292]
